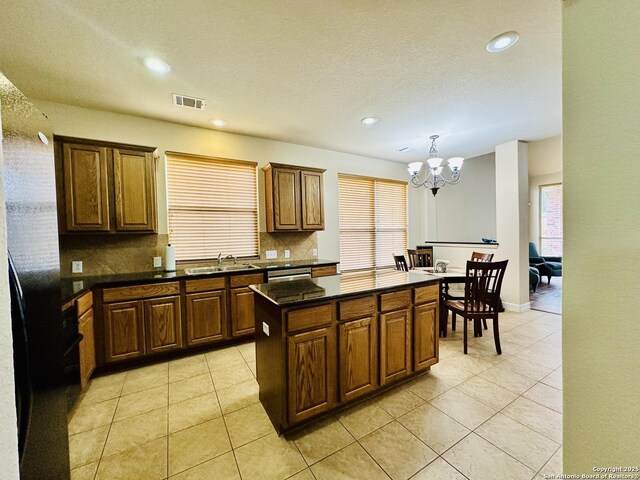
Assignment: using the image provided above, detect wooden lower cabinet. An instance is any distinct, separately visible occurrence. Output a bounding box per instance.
[379,309,412,385]
[78,308,96,388]
[287,327,336,424]
[231,287,255,336]
[185,290,227,345]
[413,302,438,371]
[103,300,145,363]
[338,316,377,402]
[144,295,182,354]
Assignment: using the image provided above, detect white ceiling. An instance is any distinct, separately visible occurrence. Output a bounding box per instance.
[0,0,561,163]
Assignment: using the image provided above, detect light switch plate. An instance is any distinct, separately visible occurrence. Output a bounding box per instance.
[312,248,318,257]
[284,249,290,259]
[153,256,162,268]
[262,322,270,336]
[71,261,83,273]
[266,250,277,260]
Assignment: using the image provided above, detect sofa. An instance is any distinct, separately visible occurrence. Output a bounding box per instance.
[529,242,562,284]
[529,266,540,292]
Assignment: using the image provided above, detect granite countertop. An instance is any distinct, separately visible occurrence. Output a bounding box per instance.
[60,258,339,304]
[250,269,441,307]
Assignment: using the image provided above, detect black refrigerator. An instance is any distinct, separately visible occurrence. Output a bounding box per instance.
[1,73,71,478]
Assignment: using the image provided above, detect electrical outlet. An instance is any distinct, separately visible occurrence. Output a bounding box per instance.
[284,249,290,259]
[262,322,270,336]
[266,250,277,260]
[312,248,318,257]
[71,261,83,274]
[153,256,162,268]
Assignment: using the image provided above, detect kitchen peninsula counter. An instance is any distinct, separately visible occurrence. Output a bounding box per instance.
[250,270,441,433]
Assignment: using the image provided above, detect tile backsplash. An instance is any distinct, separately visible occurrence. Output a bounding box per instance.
[59,231,318,276]
[59,234,169,277]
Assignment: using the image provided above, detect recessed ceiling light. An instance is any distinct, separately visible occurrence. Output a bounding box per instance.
[361,117,378,125]
[486,31,520,53]
[211,119,227,127]
[143,57,171,73]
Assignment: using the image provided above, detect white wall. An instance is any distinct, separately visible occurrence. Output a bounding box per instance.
[563,0,640,471]
[34,100,427,262]
[0,104,20,480]
[431,153,496,242]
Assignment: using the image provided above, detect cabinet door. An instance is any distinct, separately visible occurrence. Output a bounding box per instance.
[78,308,96,388]
[300,170,324,230]
[338,317,377,402]
[413,302,438,371]
[144,295,182,354]
[287,327,335,424]
[113,148,157,232]
[63,143,110,231]
[103,300,145,363]
[273,167,301,230]
[185,290,227,346]
[379,309,411,385]
[231,287,255,337]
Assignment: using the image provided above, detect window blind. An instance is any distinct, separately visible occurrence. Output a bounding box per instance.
[338,174,407,271]
[166,153,258,261]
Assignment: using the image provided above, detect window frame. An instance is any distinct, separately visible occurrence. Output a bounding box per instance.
[338,173,408,272]
[165,151,259,262]
[538,182,563,257]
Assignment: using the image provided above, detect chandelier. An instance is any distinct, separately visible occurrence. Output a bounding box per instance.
[406,135,464,196]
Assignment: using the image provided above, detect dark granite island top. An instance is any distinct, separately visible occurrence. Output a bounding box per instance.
[251,269,441,434]
[249,269,441,307]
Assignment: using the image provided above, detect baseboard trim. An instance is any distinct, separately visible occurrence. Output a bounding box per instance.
[502,302,531,312]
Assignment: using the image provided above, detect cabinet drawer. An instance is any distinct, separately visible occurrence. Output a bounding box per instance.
[379,290,411,313]
[103,282,180,302]
[76,291,93,316]
[185,277,226,293]
[287,304,333,333]
[338,296,375,321]
[311,265,337,278]
[414,284,439,305]
[230,273,265,288]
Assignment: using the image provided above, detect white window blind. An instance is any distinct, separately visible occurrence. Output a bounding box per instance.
[338,174,408,271]
[166,153,258,261]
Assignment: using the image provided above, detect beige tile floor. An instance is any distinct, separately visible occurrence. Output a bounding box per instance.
[69,309,563,480]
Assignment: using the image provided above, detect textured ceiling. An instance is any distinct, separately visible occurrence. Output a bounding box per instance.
[0,0,561,162]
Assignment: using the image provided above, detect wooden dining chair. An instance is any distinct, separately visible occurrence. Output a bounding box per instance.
[471,251,494,262]
[407,249,433,269]
[393,254,409,272]
[449,251,495,332]
[443,260,508,354]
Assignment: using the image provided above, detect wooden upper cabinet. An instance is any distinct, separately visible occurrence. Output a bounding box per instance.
[301,170,324,230]
[113,148,157,232]
[264,163,325,232]
[55,136,157,233]
[62,143,110,231]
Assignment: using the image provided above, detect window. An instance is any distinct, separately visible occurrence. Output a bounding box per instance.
[539,183,562,256]
[166,153,258,261]
[338,174,408,271]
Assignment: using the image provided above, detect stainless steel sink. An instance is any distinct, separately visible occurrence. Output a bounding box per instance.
[184,264,259,275]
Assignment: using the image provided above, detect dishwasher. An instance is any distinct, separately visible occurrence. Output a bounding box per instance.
[266,267,312,283]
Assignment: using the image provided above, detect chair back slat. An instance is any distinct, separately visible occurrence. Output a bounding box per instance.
[463,260,508,315]
[407,249,433,268]
[393,254,409,272]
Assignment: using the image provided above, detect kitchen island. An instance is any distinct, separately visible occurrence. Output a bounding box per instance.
[250,269,441,433]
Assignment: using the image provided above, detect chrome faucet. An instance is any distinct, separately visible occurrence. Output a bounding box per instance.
[216,253,223,265]
[221,254,237,265]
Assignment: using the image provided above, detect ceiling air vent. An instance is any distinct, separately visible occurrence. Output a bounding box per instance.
[172,93,206,110]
